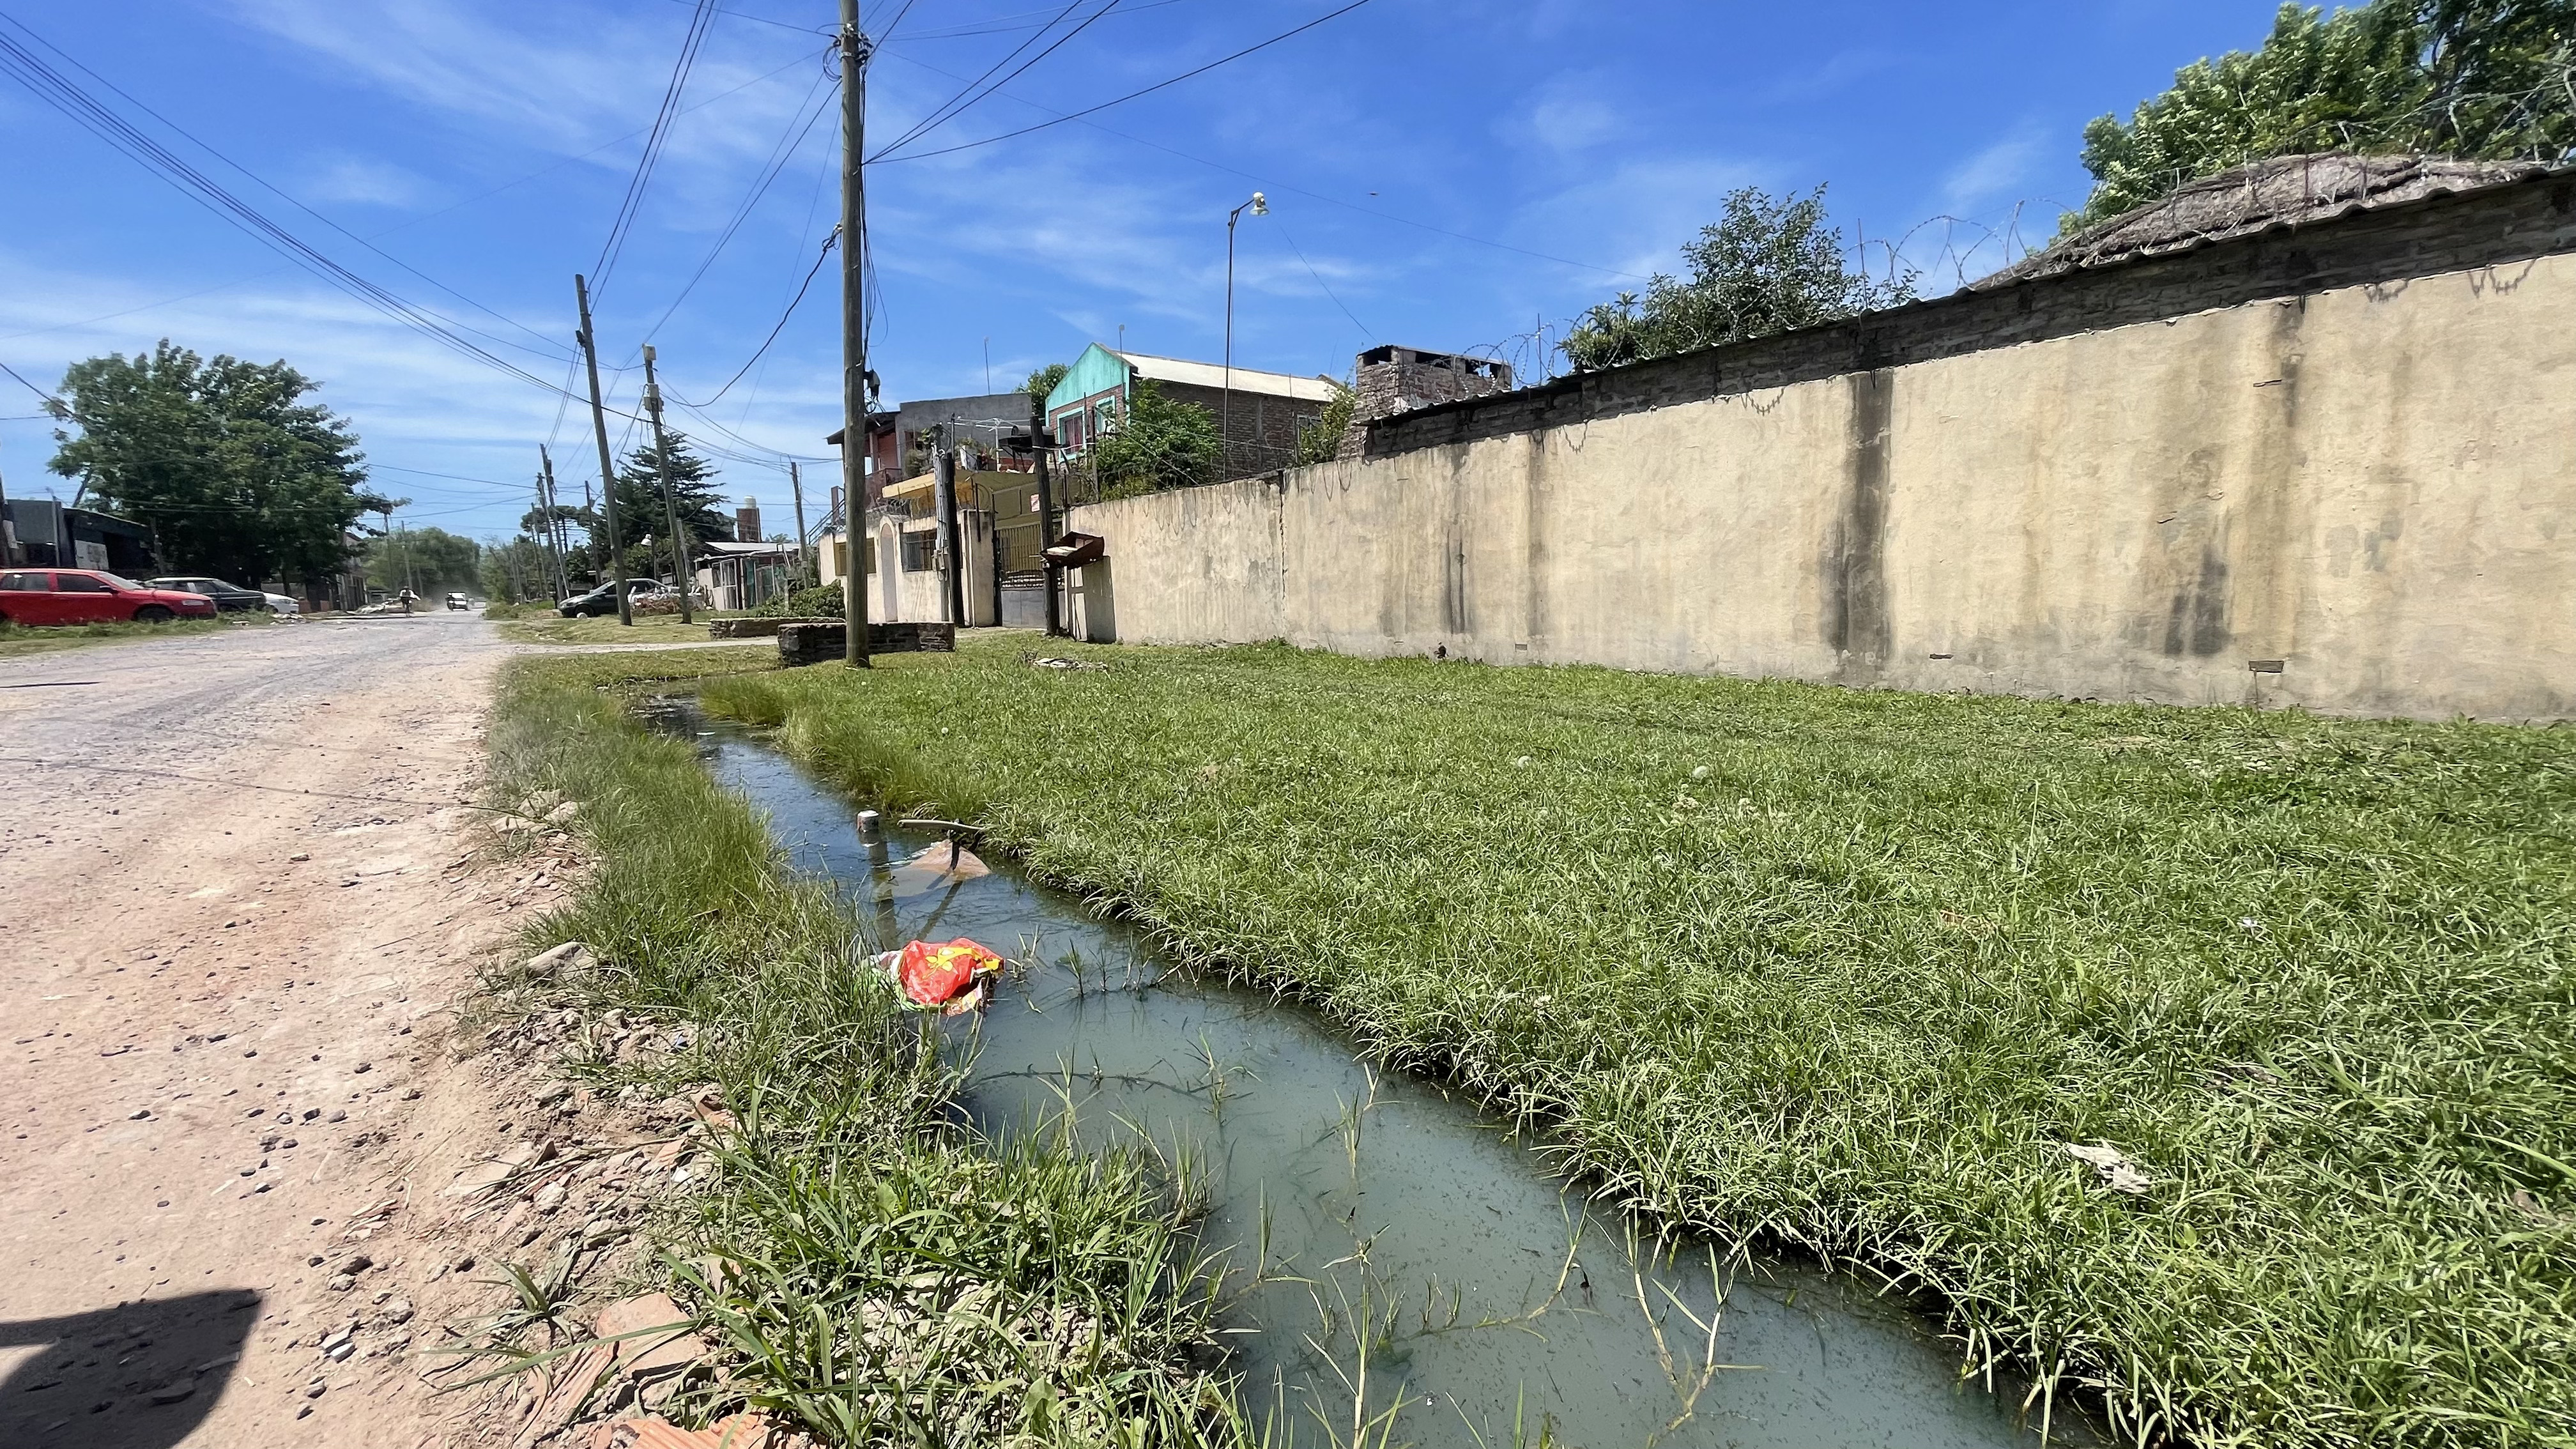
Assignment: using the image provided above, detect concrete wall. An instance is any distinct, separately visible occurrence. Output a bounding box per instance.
[1066,183,2576,721]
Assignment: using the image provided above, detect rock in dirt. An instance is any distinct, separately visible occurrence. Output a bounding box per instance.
[581,1413,788,1448]
[523,941,594,980]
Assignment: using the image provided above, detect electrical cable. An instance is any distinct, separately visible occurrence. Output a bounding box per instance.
[0,12,570,364]
[0,45,829,351]
[637,61,839,346]
[873,45,1648,280]
[869,0,1116,161]
[670,229,838,410]
[1274,218,1375,343]
[591,0,719,303]
[874,0,1377,164]
[0,29,601,402]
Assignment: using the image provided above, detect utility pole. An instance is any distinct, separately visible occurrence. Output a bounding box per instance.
[533,452,562,602]
[638,345,696,625]
[838,0,871,667]
[539,445,571,600]
[1032,392,1061,636]
[788,460,811,588]
[0,451,17,567]
[574,273,632,627]
[933,425,962,625]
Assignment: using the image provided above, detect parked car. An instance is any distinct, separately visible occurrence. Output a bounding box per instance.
[556,579,661,618]
[147,576,268,612]
[0,569,220,626]
[445,592,470,611]
[261,592,301,616]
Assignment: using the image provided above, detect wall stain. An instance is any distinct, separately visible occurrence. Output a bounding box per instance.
[1827,369,1894,672]
[2165,541,2234,656]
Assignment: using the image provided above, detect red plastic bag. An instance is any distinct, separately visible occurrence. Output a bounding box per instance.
[880,938,1002,1015]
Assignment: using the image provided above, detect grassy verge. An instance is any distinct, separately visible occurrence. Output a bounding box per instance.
[487,648,1251,1446]
[700,637,2576,1449]
[498,614,744,647]
[0,615,240,659]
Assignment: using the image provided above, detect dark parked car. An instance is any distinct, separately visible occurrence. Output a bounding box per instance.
[148,576,268,612]
[0,569,219,625]
[556,579,660,618]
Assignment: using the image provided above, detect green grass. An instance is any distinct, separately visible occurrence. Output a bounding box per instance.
[700,637,2576,1449]
[0,615,240,659]
[485,650,1255,1447]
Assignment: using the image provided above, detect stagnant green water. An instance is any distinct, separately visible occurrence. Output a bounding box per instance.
[673,704,2105,1448]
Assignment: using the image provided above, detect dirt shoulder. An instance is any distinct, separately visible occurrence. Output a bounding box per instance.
[0,613,544,1448]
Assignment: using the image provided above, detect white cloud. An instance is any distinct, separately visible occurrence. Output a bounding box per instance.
[302,154,434,209]
[1512,153,1766,284]
[1520,72,1626,157]
[1938,123,2048,215]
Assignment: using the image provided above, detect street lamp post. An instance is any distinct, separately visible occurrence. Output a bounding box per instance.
[1222,191,1268,479]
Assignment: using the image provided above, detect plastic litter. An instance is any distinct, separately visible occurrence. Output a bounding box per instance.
[877,938,1004,1015]
[886,840,990,898]
[2064,1142,2153,1195]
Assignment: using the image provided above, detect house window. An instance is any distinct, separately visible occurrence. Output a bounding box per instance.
[901,530,939,572]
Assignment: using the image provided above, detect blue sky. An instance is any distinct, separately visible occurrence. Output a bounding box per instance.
[0,0,2287,543]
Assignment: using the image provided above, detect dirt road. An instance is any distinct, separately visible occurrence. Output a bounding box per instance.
[0,612,525,1448]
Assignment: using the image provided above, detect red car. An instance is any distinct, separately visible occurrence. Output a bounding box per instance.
[0,568,221,626]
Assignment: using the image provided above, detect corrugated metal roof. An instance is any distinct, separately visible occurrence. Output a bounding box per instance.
[1114,350,1342,404]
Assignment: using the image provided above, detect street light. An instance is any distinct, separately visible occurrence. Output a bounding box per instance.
[1223,191,1268,476]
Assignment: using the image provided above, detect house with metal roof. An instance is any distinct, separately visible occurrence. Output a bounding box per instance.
[1043,344,1339,486]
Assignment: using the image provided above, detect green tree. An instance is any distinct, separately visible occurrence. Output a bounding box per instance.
[479,536,551,603]
[1293,380,1355,466]
[365,525,480,595]
[1023,363,1070,402]
[2069,1,2576,229]
[1088,381,1220,500]
[1560,187,1915,372]
[592,431,732,580]
[45,341,390,589]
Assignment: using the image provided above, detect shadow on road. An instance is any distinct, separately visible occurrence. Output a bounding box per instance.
[0,1290,261,1446]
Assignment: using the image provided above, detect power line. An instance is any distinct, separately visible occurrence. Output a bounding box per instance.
[0,13,569,364]
[670,229,838,410]
[875,0,1378,164]
[591,0,720,303]
[870,0,1119,161]
[637,60,839,347]
[0,46,831,351]
[875,46,1649,280]
[0,23,589,401]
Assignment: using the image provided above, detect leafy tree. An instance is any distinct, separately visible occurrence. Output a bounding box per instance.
[45,341,390,589]
[2069,1,2576,229]
[1023,363,1070,402]
[1088,381,1220,500]
[1560,187,1915,372]
[364,526,480,595]
[478,536,551,603]
[1294,380,1355,466]
[591,431,732,580]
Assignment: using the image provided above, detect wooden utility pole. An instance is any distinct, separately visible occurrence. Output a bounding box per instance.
[638,345,695,625]
[838,0,871,666]
[788,460,811,588]
[933,425,962,625]
[1032,393,1060,636]
[0,453,17,567]
[539,445,571,599]
[574,273,632,626]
